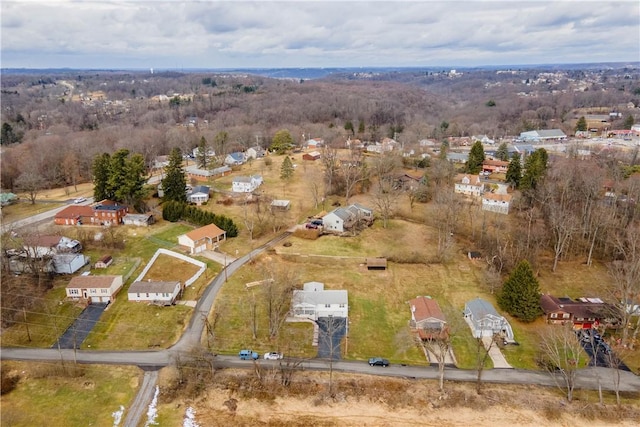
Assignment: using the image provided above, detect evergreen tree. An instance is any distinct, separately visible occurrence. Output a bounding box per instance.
[92,152,112,201]
[465,140,485,174]
[498,260,543,323]
[623,114,635,130]
[116,153,147,209]
[505,152,522,188]
[358,120,365,134]
[575,116,587,132]
[495,142,509,161]
[270,129,294,154]
[344,120,354,135]
[162,147,187,203]
[280,156,294,180]
[107,149,129,200]
[521,148,548,190]
[196,136,209,168]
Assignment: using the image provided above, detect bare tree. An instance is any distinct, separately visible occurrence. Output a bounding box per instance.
[262,266,298,339]
[420,326,451,392]
[537,323,584,402]
[14,169,46,205]
[607,223,640,348]
[321,145,339,197]
[474,336,495,395]
[340,149,368,204]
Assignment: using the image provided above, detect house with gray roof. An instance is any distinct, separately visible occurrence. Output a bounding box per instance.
[224,151,246,166]
[322,203,373,233]
[187,185,210,205]
[463,297,514,340]
[291,281,348,320]
[128,280,182,305]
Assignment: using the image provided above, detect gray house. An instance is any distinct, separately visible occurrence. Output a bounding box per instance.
[463,298,514,340]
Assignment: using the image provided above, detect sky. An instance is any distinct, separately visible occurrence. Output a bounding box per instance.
[1,0,639,69]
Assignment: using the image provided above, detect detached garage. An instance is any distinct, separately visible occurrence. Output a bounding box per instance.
[177,223,226,254]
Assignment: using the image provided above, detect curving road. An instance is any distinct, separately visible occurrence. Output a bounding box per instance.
[1,228,639,425]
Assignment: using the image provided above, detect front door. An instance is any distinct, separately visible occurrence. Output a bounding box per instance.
[82,290,88,299]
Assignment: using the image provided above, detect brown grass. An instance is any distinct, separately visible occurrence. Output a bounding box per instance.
[141,253,201,283]
[154,368,640,426]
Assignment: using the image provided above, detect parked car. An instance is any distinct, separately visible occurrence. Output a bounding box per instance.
[264,352,283,360]
[368,357,389,367]
[73,197,87,204]
[239,349,259,360]
[305,223,319,229]
[311,219,323,226]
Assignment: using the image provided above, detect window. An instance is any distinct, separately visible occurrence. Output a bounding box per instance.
[69,289,79,295]
[325,304,331,308]
[146,293,150,298]
[562,313,570,319]
[339,304,345,308]
[137,293,140,298]
[550,313,558,318]
[101,289,108,294]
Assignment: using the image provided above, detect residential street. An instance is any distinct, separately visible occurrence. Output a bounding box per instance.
[1,224,638,427]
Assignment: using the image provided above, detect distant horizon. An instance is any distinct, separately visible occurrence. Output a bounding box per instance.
[2,2,638,70]
[3,60,639,73]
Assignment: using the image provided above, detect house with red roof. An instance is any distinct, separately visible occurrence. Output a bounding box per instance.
[408,296,448,340]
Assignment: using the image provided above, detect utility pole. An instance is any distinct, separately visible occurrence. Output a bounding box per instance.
[23,307,31,342]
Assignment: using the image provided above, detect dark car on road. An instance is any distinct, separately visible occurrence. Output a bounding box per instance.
[305,223,319,229]
[368,357,389,367]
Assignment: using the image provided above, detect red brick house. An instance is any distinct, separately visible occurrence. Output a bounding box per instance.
[540,294,615,329]
[482,159,509,174]
[54,200,128,226]
[54,205,96,225]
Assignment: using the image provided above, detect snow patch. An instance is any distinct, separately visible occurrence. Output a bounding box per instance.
[112,405,125,426]
[183,407,200,427]
[144,386,160,426]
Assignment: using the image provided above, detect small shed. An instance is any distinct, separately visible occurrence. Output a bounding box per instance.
[270,199,291,211]
[302,151,321,161]
[366,257,387,270]
[95,255,113,269]
[123,213,155,227]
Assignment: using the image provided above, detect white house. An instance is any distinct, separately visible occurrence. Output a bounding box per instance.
[463,298,514,340]
[473,135,495,145]
[482,193,512,214]
[232,175,263,193]
[123,213,155,227]
[322,203,373,233]
[52,253,88,274]
[224,152,246,166]
[65,275,123,304]
[246,146,266,159]
[454,174,484,197]
[23,235,82,258]
[178,223,226,254]
[128,280,182,305]
[187,185,210,205]
[291,282,348,321]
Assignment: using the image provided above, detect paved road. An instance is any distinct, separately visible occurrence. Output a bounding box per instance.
[1,197,94,234]
[2,228,639,426]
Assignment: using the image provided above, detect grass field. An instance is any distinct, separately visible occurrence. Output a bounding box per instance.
[0,361,139,427]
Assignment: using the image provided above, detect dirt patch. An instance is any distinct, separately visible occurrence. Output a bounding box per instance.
[159,370,640,426]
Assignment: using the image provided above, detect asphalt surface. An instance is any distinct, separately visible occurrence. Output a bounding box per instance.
[316,317,347,359]
[54,303,108,349]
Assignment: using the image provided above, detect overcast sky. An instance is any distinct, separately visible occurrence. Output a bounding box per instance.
[1,0,639,69]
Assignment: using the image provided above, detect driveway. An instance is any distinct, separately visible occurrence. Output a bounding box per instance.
[482,337,512,369]
[54,303,108,349]
[199,250,236,266]
[316,317,347,359]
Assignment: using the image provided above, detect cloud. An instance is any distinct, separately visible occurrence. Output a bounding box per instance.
[1,1,638,68]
